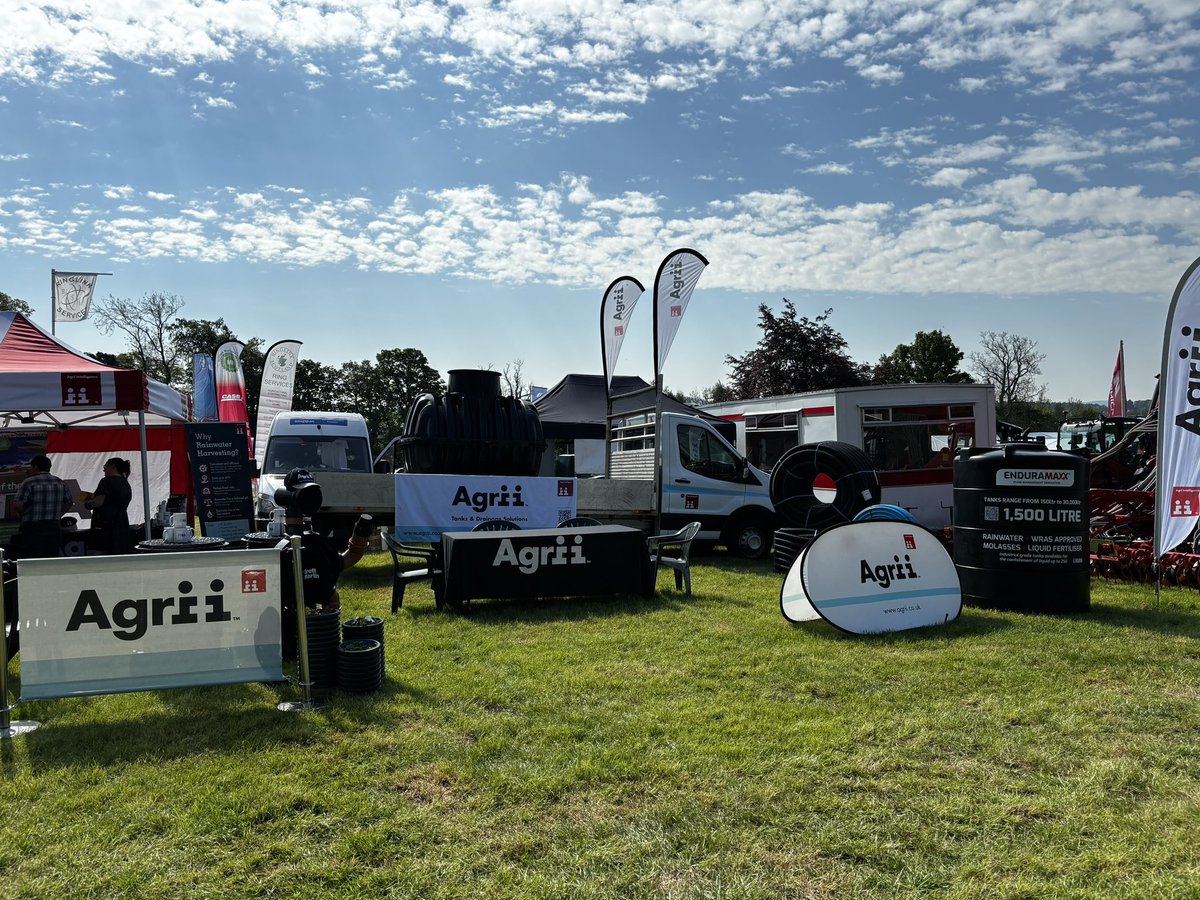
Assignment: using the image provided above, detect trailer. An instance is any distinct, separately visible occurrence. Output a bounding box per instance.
[701,382,998,530]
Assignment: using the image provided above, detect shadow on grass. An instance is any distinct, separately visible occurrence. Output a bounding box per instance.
[1075,600,1200,637]
[3,675,434,773]
[406,589,693,625]
[793,609,1012,644]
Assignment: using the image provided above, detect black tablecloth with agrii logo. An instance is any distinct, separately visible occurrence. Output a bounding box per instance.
[439,525,654,607]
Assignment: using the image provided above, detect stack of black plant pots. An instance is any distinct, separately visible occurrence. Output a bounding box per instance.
[336,639,383,694]
[342,616,385,687]
[304,608,341,691]
[772,527,818,574]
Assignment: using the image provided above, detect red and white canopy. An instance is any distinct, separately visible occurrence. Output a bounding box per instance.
[0,311,188,426]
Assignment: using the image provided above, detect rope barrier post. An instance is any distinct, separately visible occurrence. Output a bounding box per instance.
[277,534,321,712]
[0,550,39,738]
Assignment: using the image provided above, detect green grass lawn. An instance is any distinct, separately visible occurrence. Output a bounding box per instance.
[3,550,1200,898]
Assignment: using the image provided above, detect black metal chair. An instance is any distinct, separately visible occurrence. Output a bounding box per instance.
[381,532,442,612]
[471,520,521,531]
[557,516,602,528]
[646,521,702,595]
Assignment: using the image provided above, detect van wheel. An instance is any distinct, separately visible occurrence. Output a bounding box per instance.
[729,519,771,560]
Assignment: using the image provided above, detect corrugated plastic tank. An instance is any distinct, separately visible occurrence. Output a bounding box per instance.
[399,369,544,476]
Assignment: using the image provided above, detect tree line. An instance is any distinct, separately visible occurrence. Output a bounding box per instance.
[2,288,1129,436]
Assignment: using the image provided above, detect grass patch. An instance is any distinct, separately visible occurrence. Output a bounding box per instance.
[4,551,1200,897]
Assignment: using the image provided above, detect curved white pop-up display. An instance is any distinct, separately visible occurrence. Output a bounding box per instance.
[780,520,961,634]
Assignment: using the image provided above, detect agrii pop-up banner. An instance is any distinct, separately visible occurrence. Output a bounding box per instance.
[780,520,961,634]
[16,549,284,700]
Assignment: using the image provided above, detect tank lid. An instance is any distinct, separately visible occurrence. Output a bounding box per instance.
[447,368,502,397]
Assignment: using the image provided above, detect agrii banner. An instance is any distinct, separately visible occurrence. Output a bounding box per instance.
[653,248,708,378]
[51,270,100,323]
[1155,255,1200,558]
[253,340,303,473]
[214,340,252,457]
[394,474,577,542]
[193,352,218,421]
[16,549,284,700]
[1108,341,1127,417]
[600,276,645,395]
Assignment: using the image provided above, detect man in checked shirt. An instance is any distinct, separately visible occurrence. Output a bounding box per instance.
[11,455,74,560]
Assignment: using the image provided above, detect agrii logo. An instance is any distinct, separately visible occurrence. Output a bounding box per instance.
[996,468,1074,487]
[610,285,629,322]
[1170,487,1200,518]
[1173,324,1200,437]
[860,553,920,590]
[66,578,239,641]
[451,483,525,513]
[493,534,589,574]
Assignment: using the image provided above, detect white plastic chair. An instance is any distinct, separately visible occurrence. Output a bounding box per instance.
[647,521,701,595]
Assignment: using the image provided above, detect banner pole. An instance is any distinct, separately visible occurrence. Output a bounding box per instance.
[50,269,56,336]
[138,411,152,540]
[0,550,40,738]
[277,535,318,712]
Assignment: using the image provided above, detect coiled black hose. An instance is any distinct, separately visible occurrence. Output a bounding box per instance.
[769,440,881,530]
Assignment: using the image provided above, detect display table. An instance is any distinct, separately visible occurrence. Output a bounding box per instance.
[136,537,229,552]
[439,525,653,609]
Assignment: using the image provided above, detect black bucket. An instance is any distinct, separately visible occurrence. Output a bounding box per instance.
[304,608,341,690]
[337,639,383,693]
[343,616,385,684]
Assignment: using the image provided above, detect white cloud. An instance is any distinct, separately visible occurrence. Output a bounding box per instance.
[925,167,979,188]
[0,153,30,162]
[205,96,236,109]
[803,162,853,175]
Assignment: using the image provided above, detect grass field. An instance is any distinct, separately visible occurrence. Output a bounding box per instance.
[2,549,1199,899]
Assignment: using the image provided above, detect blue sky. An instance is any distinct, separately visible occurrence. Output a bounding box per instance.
[2,0,1199,404]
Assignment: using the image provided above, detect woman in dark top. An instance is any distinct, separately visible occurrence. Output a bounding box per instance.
[84,457,133,554]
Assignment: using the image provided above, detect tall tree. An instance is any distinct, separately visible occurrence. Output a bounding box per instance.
[725,301,863,399]
[968,331,1046,418]
[0,291,34,318]
[292,358,345,412]
[92,292,186,386]
[337,349,444,451]
[873,330,972,384]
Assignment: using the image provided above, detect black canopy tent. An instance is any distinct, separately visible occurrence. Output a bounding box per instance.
[534,374,737,444]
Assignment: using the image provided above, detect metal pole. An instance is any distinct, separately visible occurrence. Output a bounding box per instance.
[50,269,55,336]
[654,374,664,537]
[0,550,40,737]
[138,411,152,540]
[277,534,319,712]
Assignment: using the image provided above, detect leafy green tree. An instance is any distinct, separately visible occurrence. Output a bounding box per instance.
[292,358,345,412]
[725,301,863,399]
[873,330,972,384]
[336,349,444,451]
[0,291,34,317]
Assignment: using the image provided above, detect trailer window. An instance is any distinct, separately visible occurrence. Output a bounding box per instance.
[860,404,974,471]
[677,423,740,481]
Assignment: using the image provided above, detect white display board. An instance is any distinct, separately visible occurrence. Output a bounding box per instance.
[394,474,577,541]
[17,548,284,699]
[780,520,961,633]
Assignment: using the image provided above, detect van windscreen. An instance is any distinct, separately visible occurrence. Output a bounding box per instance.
[262,436,372,474]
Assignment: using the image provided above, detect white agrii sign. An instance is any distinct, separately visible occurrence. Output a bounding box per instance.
[600,276,645,395]
[1155,254,1200,559]
[653,248,708,378]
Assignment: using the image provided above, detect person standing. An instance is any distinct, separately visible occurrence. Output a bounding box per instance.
[11,454,74,560]
[83,457,133,554]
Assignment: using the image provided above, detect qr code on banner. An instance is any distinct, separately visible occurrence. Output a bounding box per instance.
[984,506,999,522]
[557,508,572,524]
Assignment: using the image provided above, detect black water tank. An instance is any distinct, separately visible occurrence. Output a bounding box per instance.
[953,443,1090,612]
[400,369,544,476]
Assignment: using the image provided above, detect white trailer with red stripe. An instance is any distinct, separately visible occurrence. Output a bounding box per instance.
[701,383,997,530]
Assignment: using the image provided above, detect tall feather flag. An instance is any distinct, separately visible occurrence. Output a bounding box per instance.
[652,248,709,380]
[1154,254,1200,559]
[253,340,303,473]
[192,352,218,421]
[1108,341,1127,417]
[600,276,646,396]
[214,339,253,456]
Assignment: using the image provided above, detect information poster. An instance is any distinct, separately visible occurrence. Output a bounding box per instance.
[186,423,254,540]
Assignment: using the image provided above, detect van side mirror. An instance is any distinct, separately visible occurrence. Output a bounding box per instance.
[373,459,389,474]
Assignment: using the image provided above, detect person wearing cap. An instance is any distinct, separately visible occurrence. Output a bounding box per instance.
[282,468,371,611]
[11,454,75,559]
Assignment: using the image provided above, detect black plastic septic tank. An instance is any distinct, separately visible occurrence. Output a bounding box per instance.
[400,369,544,476]
[953,442,1090,613]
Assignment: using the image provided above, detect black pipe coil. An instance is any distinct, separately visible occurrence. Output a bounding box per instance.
[769,441,881,531]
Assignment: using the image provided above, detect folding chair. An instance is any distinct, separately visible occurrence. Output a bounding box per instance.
[471,520,521,531]
[646,521,701,595]
[557,516,602,528]
[381,532,441,612]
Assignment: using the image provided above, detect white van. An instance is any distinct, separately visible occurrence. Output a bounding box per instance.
[256,412,377,535]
